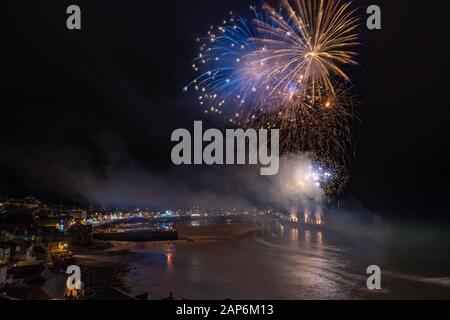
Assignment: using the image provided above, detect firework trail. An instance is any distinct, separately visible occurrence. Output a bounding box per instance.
[185,0,362,194]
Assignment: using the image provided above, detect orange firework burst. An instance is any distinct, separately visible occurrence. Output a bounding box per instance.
[249,0,361,105]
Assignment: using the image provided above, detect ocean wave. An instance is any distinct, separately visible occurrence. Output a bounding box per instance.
[385,271,450,287]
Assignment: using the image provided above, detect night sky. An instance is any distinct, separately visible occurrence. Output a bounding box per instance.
[2,1,450,220]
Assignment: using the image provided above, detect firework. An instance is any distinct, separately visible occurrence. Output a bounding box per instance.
[185,0,360,116]
[185,0,362,194]
[251,0,360,103]
[183,12,262,116]
[238,82,357,194]
[277,153,330,222]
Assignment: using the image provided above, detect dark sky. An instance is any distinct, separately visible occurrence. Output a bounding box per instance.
[2,1,450,219]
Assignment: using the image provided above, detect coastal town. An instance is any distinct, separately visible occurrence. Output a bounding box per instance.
[0,196,278,300]
[0,196,95,299]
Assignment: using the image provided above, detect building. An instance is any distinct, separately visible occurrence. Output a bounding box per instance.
[0,264,8,287]
[0,243,12,263]
[68,209,87,220]
[22,196,42,210]
[67,225,92,246]
[36,218,68,232]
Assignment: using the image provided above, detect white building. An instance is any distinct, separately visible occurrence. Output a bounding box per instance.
[0,265,7,287]
[0,248,11,264]
[69,210,87,220]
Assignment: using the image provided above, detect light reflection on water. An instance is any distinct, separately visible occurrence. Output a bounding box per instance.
[317,231,323,246]
[190,220,201,227]
[290,228,299,242]
[166,252,175,272]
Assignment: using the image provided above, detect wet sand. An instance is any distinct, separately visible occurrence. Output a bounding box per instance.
[70,223,263,299]
[100,223,264,252]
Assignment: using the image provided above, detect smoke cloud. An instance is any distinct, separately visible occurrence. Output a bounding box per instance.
[1,135,326,212]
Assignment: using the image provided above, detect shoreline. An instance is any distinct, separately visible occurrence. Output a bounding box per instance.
[97,223,263,251]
